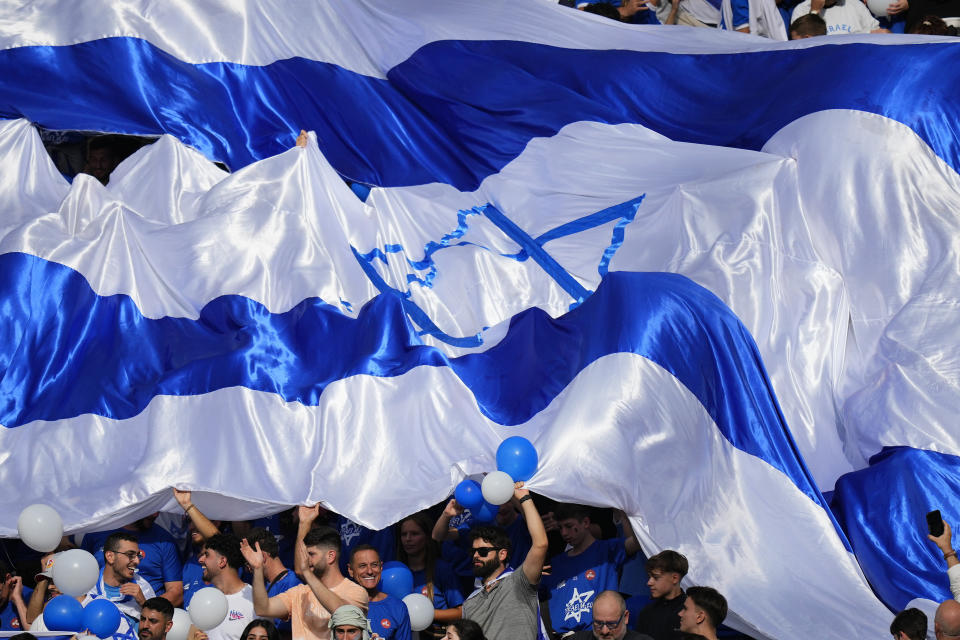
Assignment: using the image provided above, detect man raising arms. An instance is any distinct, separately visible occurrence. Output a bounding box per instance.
[462,482,548,640]
[243,505,367,640]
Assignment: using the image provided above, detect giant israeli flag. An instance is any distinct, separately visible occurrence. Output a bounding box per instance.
[2,1,960,637]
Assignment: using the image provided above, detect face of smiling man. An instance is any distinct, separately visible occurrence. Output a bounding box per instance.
[348,548,383,597]
[106,539,141,583]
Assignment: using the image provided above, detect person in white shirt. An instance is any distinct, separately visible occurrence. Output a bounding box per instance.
[791,0,885,33]
[192,534,255,640]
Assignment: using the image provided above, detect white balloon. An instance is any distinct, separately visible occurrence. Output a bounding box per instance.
[17,504,63,552]
[865,0,888,16]
[481,471,515,505]
[188,587,228,631]
[402,593,434,632]
[167,608,191,640]
[51,549,99,597]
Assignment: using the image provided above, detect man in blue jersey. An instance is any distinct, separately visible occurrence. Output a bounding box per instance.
[540,505,640,636]
[347,545,411,640]
[0,562,29,632]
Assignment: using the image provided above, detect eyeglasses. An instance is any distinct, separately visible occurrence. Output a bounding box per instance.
[109,550,142,560]
[592,612,626,630]
[472,546,501,558]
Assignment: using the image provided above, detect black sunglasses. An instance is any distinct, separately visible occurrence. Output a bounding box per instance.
[472,546,501,558]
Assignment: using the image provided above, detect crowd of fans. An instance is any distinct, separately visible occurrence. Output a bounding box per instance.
[564,0,960,37]
[0,485,743,640]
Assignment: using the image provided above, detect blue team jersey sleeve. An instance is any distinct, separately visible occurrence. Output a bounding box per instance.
[157,532,183,584]
[731,0,750,28]
[368,596,412,640]
[181,556,206,607]
[603,537,628,569]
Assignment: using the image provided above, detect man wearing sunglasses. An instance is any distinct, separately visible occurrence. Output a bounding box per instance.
[461,481,548,640]
[570,591,651,640]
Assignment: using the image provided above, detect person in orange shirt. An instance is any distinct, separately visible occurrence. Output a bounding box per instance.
[243,506,368,640]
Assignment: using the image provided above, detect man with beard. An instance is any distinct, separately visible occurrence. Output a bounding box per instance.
[347,545,410,640]
[195,534,255,640]
[139,597,174,640]
[83,532,157,640]
[462,482,548,640]
[243,506,367,640]
[83,513,184,605]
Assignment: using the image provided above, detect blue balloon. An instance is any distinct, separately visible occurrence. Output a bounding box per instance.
[496,436,539,482]
[474,501,499,523]
[381,563,415,599]
[45,595,84,632]
[454,479,483,510]
[82,598,122,638]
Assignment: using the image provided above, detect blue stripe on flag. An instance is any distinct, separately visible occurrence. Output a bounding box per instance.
[830,446,960,610]
[1,38,959,188]
[0,252,839,541]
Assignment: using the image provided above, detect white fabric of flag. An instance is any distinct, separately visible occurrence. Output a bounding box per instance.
[2,1,960,638]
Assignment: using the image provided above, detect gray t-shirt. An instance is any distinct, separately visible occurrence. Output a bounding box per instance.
[463,569,540,640]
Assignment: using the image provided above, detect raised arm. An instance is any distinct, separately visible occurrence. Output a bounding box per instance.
[295,534,347,614]
[241,538,290,619]
[8,576,28,629]
[616,509,642,557]
[516,483,548,585]
[929,519,959,568]
[25,558,51,626]
[665,0,682,24]
[432,500,463,542]
[173,489,220,540]
[930,519,960,600]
